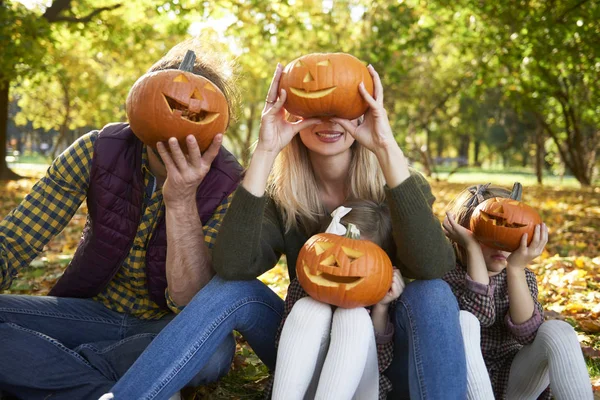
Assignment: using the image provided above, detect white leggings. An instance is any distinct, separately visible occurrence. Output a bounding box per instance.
[460,311,593,400]
[272,297,379,400]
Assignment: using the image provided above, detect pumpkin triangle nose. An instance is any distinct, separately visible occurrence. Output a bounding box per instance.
[303,72,314,83]
[191,89,203,101]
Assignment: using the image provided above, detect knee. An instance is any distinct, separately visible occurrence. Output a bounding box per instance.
[459,310,480,329]
[188,277,283,314]
[399,279,458,313]
[536,320,579,347]
[332,307,371,333]
[289,297,332,324]
[187,333,236,386]
[459,311,481,343]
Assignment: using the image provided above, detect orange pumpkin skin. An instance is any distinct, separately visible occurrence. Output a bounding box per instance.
[126,70,229,152]
[470,197,542,252]
[296,232,393,308]
[280,53,374,119]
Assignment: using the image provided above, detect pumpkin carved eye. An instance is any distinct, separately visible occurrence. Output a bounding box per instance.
[316,59,331,66]
[172,74,189,83]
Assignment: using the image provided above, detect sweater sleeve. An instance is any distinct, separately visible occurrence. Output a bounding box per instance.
[504,268,544,344]
[443,266,497,327]
[213,185,285,280]
[386,169,456,279]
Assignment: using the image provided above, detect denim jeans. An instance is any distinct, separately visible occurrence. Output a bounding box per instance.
[0,293,235,400]
[385,279,467,399]
[107,276,284,400]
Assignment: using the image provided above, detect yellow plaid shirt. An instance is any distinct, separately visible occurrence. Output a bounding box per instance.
[0,131,232,319]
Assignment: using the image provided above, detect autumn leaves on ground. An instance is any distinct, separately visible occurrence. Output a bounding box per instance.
[1,173,599,398]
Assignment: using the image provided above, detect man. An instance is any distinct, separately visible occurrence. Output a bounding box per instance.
[0,41,243,399]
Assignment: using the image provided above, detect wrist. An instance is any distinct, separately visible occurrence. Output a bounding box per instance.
[374,142,403,163]
[254,144,280,158]
[165,198,198,214]
[506,266,526,278]
[375,145,410,187]
[373,302,390,313]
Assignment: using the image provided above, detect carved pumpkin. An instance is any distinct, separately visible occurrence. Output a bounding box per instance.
[280,53,374,119]
[126,51,229,152]
[470,197,542,252]
[296,224,393,308]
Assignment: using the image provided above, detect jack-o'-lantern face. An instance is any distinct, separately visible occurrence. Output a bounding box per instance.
[296,229,393,309]
[280,53,374,120]
[470,197,542,252]
[126,70,229,152]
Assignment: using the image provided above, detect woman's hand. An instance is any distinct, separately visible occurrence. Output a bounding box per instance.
[443,212,479,248]
[330,65,398,157]
[157,134,221,208]
[257,64,320,155]
[507,223,548,270]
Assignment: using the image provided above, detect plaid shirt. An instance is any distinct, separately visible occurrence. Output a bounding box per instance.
[443,265,549,399]
[0,131,232,319]
[263,278,394,399]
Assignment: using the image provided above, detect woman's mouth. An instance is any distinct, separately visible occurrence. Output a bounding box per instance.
[315,131,344,142]
[492,254,507,261]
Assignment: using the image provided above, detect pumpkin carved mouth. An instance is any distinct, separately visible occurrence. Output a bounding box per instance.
[289,86,337,99]
[479,210,528,228]
[163,94,220,124]
[302,263,364,289]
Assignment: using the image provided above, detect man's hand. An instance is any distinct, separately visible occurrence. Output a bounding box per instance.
[156,134,222,207]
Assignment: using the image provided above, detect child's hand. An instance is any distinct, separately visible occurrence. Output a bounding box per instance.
[507,223,548,270]
[443,212,478,248]
[378,268,404,306]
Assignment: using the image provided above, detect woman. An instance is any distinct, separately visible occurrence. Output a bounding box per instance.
[213,63,467,399]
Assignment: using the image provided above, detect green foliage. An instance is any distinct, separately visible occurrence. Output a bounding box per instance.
[3,0,599,184]
[0,1,50,84]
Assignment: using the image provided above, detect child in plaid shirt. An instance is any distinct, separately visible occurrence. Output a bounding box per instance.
[442,183,593,400]
[271,200,403,400]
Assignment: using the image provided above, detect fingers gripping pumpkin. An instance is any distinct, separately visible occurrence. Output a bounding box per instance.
[126,50,229,152]
[280,53,374,119]
[296,223,393,308]
[470,183,542,252]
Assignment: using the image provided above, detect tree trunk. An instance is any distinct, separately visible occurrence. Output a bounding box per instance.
[240,103,258,167]
[473,140,481,166]
[535,126,544,185]
[458,135,470,162]
[436,136,444,159]
[0,81,23,180]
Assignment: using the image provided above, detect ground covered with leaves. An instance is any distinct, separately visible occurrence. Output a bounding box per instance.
[1,175,599,398]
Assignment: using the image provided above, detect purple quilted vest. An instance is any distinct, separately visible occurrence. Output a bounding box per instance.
[49,122,242,309]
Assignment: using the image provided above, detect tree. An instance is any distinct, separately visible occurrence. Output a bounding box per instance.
[0,0,124,179]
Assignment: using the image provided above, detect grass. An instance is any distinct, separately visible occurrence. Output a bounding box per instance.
[589,357,600,378]
[427,166,596,188]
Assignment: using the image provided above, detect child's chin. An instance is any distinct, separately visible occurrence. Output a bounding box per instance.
[487,262,506,275]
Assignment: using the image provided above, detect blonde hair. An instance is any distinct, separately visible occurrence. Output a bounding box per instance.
[147,38,240,125]
[319,199,395,257]
[268,135,386,235]
[447,184,512,265]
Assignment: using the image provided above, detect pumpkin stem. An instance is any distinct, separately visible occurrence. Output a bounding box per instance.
[179,50,196,72]
[510,182,523,201]
[345,223,361,240]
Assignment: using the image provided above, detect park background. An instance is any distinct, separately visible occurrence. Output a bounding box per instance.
[1,0,599,398]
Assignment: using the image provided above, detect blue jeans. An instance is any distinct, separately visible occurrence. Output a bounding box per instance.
[0,294,235,400]
[108,276,284,400]
[385,279,467,399]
